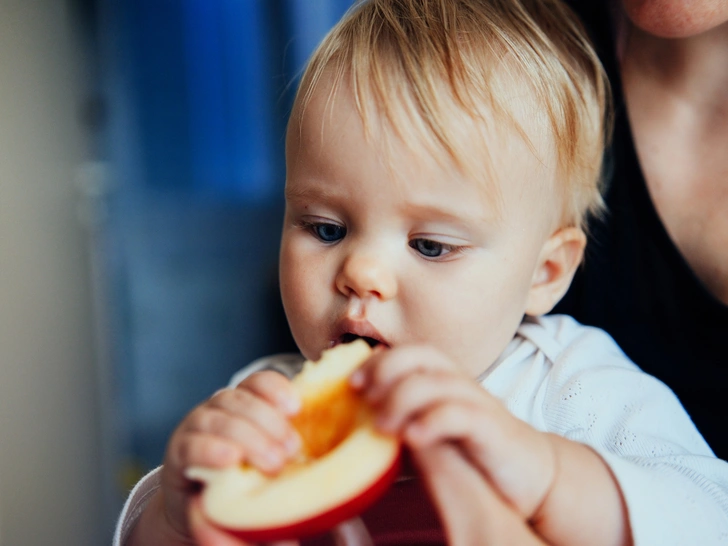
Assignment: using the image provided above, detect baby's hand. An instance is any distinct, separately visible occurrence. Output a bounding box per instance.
[351,345,557,521]
[160,371,303,542]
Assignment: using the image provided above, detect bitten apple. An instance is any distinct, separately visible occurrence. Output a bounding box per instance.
[186,339,401,542]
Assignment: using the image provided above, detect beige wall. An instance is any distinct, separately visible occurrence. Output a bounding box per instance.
[0,1,106,544]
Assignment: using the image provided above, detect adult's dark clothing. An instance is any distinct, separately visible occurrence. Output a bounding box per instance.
[554,0,728,460]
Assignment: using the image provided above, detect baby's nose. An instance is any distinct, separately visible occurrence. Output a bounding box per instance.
[335,252,397,301]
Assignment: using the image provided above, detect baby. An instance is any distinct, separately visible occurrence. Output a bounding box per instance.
[115,0,728,545]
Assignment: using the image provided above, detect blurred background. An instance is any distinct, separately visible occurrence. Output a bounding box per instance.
[0,0,354,543]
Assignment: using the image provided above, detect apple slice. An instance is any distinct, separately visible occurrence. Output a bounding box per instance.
[187,340,401,542]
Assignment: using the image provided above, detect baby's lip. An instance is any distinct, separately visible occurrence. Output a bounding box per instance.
[331,318,389,349]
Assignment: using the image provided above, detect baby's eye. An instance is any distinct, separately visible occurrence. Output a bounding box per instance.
[309,222,346,243]
[409,238,457,258]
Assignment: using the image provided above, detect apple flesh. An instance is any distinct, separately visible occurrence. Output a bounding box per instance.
[186,340,401,542]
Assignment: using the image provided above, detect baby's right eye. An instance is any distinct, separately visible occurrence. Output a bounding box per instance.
[305,221,346,243]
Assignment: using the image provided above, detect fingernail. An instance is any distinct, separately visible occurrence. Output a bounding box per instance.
[264,449,284,469]
[285,434,301,455]
[280,396,300,416]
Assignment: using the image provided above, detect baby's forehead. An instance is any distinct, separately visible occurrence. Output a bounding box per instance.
[287,0,608,231]
[294,63,556,175]
[357,76,558,200]
[289,72,561,228]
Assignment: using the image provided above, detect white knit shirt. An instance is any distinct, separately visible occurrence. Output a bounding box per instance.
[113,315,728,545]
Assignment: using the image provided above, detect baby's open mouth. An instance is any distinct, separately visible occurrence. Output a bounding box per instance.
[339,333,382,348]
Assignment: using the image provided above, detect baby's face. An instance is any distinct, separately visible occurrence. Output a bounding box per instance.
[280,76,562,376]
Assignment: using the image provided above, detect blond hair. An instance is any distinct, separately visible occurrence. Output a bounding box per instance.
[291,0,611,230]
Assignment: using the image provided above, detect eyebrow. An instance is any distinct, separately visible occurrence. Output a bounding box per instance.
[401,198,497,227]
[285,183,495,226]
[404,203,471,223]
[284,184,337,203]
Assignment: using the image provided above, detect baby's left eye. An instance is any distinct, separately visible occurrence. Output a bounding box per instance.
[313,223,345,242]
[409,238,457,258]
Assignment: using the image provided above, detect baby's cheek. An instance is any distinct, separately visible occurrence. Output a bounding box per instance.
[279,262,311,316]
[280,282,326,359]
[421,298,518,377]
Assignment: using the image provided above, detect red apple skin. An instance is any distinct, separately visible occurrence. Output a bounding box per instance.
[219,449,402,542]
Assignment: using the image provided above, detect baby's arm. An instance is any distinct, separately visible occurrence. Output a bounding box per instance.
[528,434,631,544]
[125,371,302,546]
[352,345,631,546]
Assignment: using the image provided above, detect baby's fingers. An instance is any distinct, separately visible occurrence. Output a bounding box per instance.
[351,345,455,402]
[406,397,556,518]
[162,432,246,504]
[372,372,493,435]
[206,387,301,455]
[180,410,293,473]
[239,370,301,416]
[403,400,485,449]
[170,433,242,471]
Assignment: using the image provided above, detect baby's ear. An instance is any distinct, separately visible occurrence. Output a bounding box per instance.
[524,227,586,316]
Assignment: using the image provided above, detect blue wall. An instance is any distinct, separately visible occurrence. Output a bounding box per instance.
[99,0,355,474]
